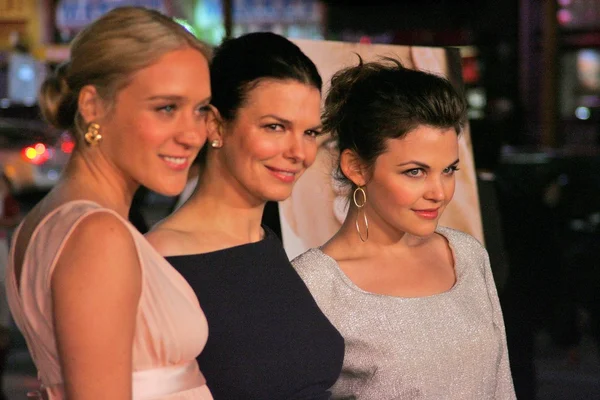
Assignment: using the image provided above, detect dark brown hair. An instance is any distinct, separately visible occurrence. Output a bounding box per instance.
[323,56,466,190]
[196,32,322,165]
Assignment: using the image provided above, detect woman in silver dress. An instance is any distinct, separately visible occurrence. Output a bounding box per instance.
[292,58,516,400]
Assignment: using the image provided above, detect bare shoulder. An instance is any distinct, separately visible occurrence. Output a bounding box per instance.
[56,211,140,275]
[320,236,356,262]
[75,211,133,243]
[51,211,141,399]
[146,225,239,256]
[145,225,194,257]
[52,211,142,306]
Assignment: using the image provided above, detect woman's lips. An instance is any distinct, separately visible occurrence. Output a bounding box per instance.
[160,155,190,171]
[413,208,440,219]
[266,166,299,183]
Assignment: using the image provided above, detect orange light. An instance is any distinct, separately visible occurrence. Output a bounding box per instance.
[34,143,46,154]
[3,164,16,179]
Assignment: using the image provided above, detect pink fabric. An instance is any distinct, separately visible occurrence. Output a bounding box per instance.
[6,200,212,399]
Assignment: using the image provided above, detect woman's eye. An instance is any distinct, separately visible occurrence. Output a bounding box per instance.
[444,166,460,175]
[194,105,210,117]
[265,124,285,132]
[404,168,424,177]
[157,104,177,113]
[305,130,322,138]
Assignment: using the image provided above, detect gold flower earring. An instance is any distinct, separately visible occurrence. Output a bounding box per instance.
[210,139,222,148]
[353,186,368,242]
[84,122,102,146]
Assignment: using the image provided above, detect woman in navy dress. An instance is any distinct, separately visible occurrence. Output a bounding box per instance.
[146,32,344,400]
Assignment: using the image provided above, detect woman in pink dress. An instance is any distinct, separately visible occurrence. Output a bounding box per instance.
[5,7,213,399]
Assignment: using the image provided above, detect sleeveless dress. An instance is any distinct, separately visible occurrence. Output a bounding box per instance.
[5,200,213,400]
[167,226,345,400]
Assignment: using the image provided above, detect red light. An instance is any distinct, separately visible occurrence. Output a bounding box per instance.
[61,140,75,153]
[462,57,481,84]
[359,36,372,44]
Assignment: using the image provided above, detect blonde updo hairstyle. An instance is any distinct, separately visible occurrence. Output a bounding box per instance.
[39,7,211,147]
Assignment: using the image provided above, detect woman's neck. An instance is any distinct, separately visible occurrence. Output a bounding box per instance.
[185,169,266,243]
[327,207,430,259]
[55,151,137,218]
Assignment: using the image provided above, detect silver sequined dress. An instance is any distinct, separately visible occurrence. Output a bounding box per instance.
[292,226,516,400]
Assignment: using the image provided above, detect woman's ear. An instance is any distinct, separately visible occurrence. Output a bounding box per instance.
[206,105,225,144]
[78,84,106,124]
[340,149,368,187]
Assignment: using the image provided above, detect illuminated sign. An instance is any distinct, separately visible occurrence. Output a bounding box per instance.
[56,0,168,30]
[0,0,30,20]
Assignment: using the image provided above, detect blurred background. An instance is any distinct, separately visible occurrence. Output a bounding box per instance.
[1,0,600,399]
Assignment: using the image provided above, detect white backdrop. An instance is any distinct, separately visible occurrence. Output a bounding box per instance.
[280,39,484,259]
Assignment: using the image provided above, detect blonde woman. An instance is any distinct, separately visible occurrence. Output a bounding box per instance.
[6,7,213,399]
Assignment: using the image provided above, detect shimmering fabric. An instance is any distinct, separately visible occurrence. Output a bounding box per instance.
[292,226,516,400]
[6,201,212,399]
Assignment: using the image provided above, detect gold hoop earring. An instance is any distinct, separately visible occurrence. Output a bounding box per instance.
[210,139,222,148]
[84,122,102,146]
[353,186,368,242]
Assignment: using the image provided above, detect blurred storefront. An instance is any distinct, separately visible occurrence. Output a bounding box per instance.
[0,0,325,109]
[0,0,48,115]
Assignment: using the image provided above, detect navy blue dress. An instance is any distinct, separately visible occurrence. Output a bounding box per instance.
[166,227,344,400]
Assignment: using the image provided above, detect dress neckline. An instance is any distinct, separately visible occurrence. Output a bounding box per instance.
[165,225,275,260]
[313,227,462,301]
